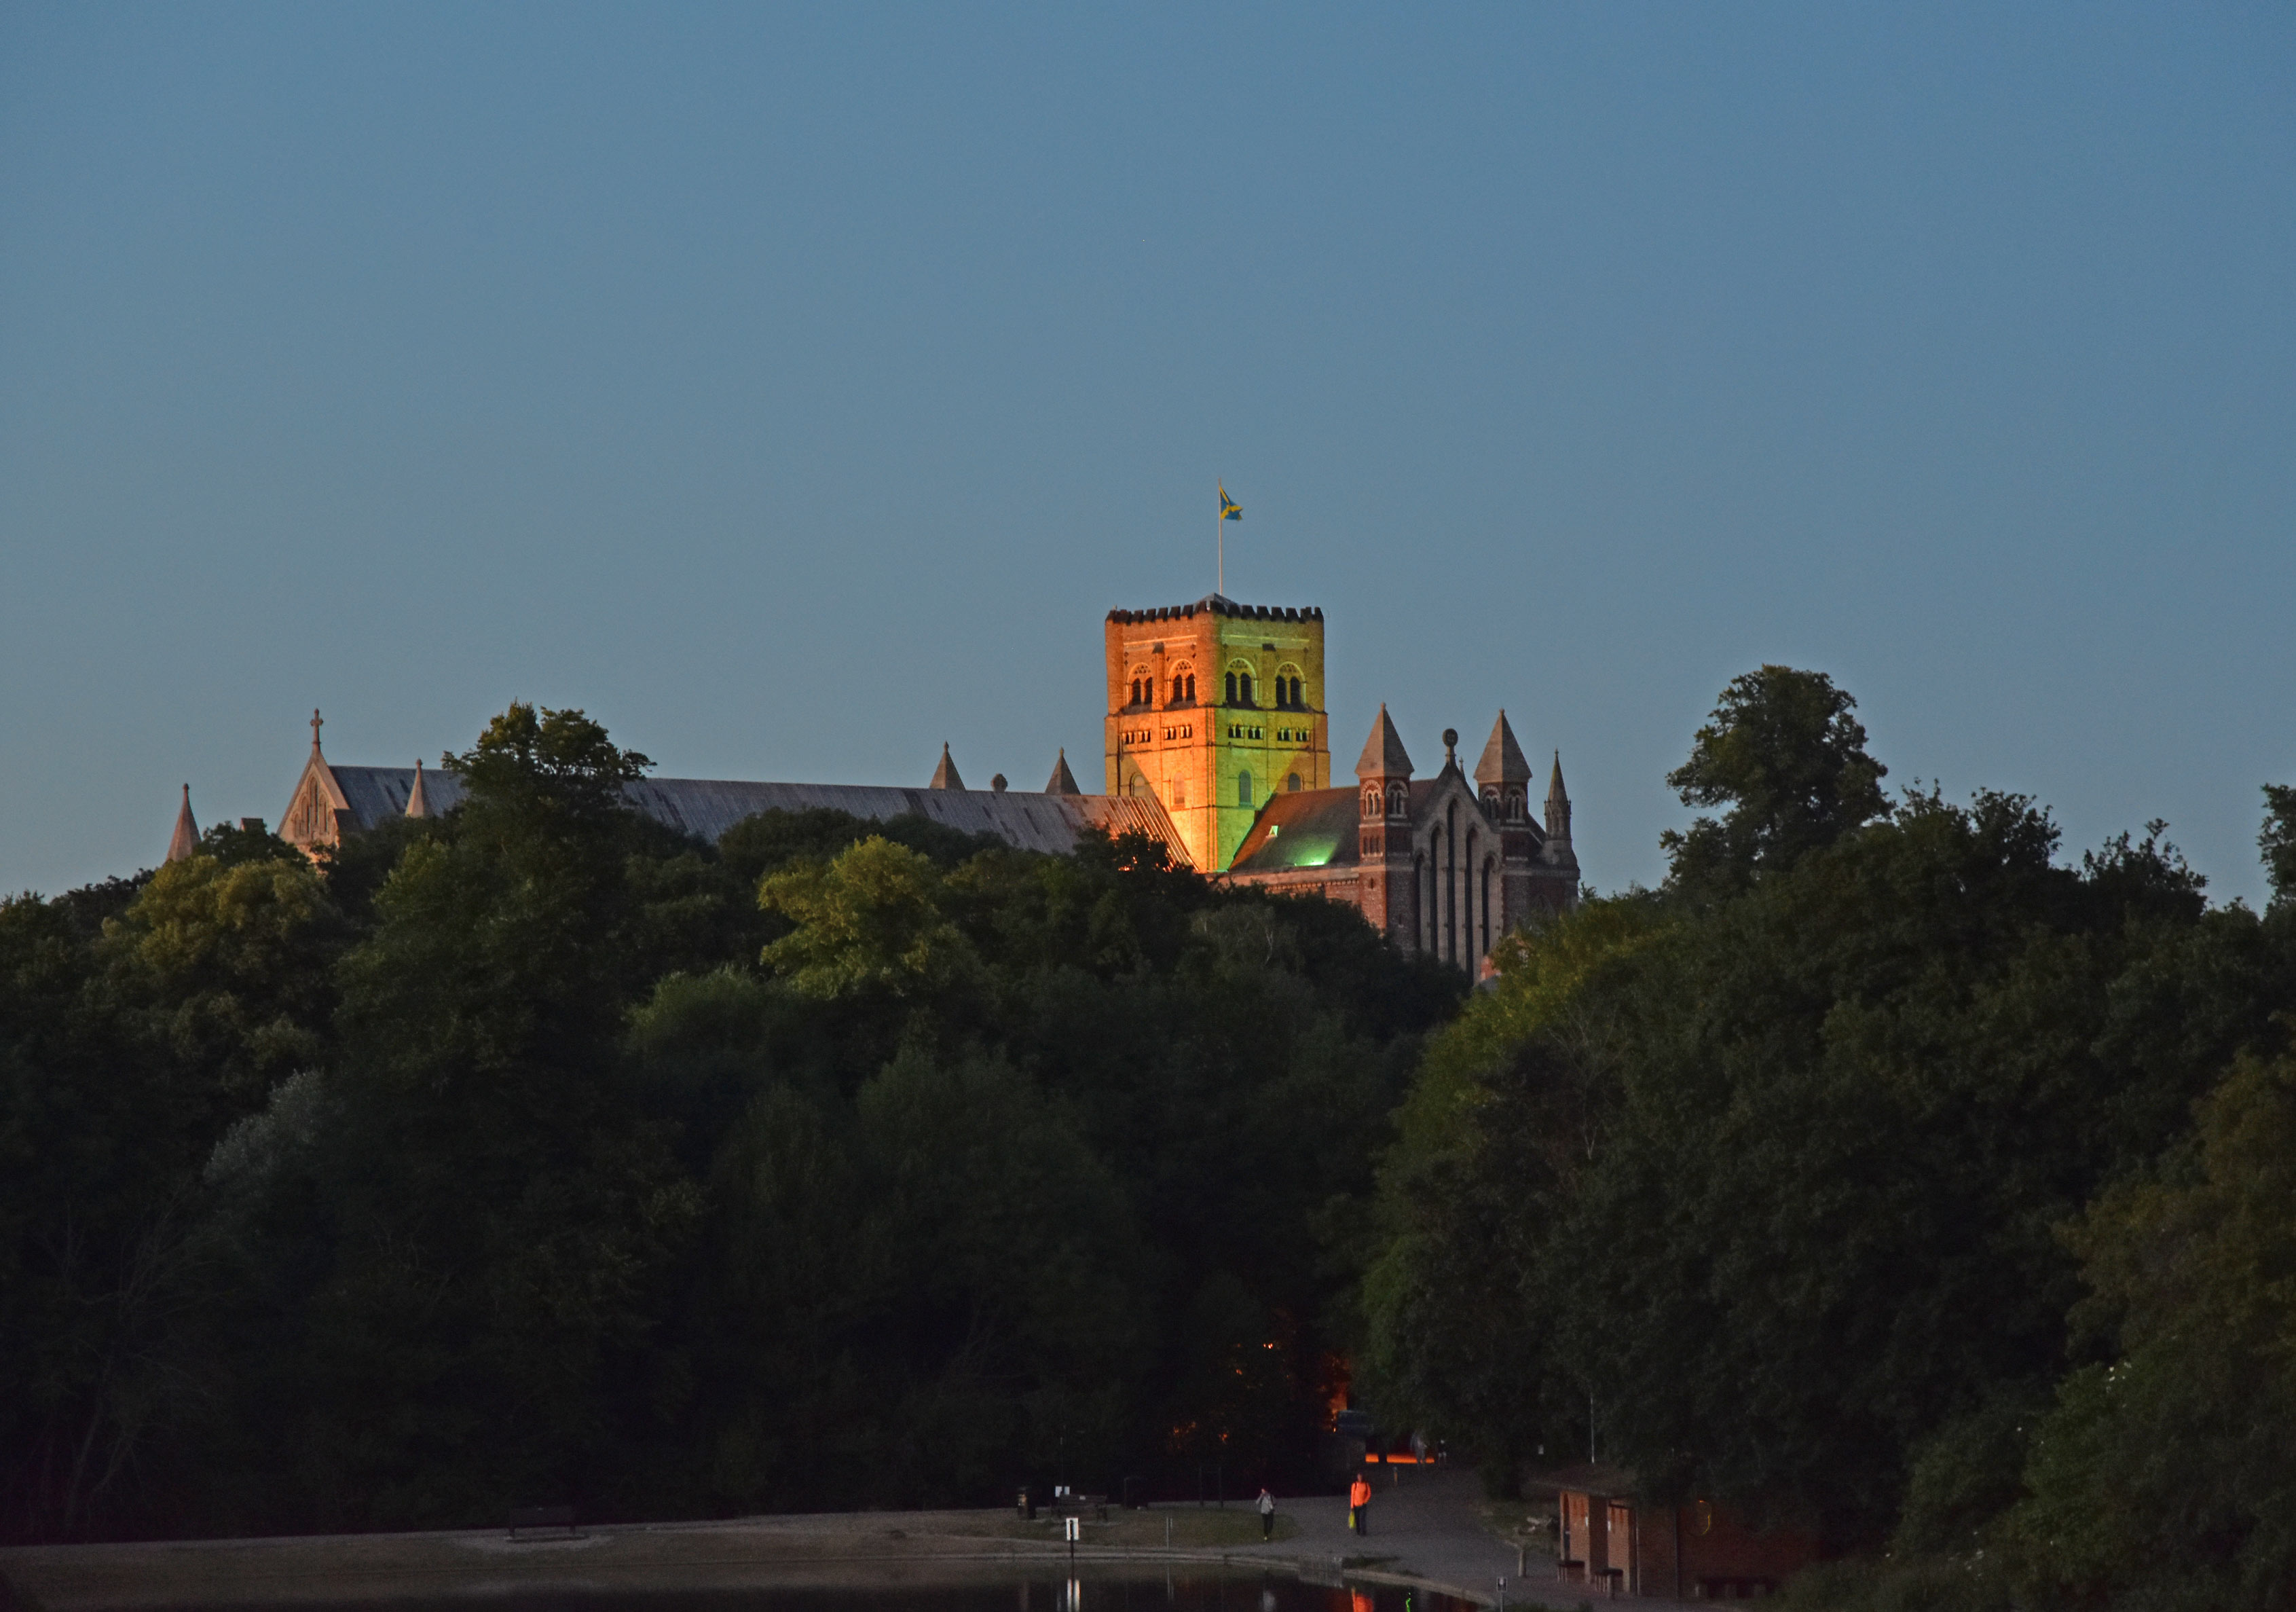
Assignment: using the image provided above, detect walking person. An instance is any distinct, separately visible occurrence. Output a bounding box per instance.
[1257,1486,1275,1541]
[1349,1471,1373,1536]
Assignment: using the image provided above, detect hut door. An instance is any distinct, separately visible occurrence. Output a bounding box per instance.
[1606,1501,1637,1595]
[1559,1490,1588,1577]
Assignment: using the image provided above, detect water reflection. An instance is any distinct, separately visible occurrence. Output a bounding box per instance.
[208,1575,1473,1612]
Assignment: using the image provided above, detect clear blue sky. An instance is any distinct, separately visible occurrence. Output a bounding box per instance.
[4,3,2291,901]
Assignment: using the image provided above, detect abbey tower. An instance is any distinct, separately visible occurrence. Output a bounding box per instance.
[1104,594,1332,872]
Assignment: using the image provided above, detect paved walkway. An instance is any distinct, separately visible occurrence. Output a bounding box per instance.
[1211,1466,1704,1611]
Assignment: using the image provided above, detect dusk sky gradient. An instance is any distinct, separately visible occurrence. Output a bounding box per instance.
[4,4,2292,901]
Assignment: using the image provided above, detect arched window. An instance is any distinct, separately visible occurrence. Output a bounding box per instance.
[1363,787,1382,820]
[1293,676,1305,707]
[1387,782,1407,816]
[1169,662,1194,706]
[1224,671,1237,704]
[1238,672,1255,706]
[1275,664,1304,710]
[1286,773,1301,792]
[1238,770,1253,806]
[1185,672,1196,700]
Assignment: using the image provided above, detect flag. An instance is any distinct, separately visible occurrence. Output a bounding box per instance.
[1220,485,1242,521]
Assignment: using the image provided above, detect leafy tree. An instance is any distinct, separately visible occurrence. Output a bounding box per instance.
[2000,1048,2296,1611]
[2261,783,2296,909]
[1663,665,1889,890]
[443,701,652,824]
[760,837,977,1000]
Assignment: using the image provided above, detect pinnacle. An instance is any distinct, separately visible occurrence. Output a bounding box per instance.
[1475,711,1534,787]
[929,743,965,791]
[1354,705,1414,780]
[167,784,199,863]
[1548,750,1570,802]
[1044,748,1082,796]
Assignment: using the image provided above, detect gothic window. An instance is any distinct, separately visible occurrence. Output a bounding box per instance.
[1387,782,1407,816]
[1287,773,1301,792]
[1275,664,1304,709]
[1224,672,1237,704]
[1185,672,1196,701]
[1238,672,1255,706]
[1238,770,1253,806]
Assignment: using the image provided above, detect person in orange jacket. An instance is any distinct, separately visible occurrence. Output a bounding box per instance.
[1348,1471,1373,1536]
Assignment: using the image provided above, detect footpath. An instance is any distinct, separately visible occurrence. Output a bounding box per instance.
[0,1468,1710,1611]
[1228,1465,1704,1611]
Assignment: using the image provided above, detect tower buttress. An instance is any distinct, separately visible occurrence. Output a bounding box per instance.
[1352,706,1417,946]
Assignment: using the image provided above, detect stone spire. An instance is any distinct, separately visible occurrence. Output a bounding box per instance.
[1044,748,1082,795]
[928,743,964,790]
[1474,710,1534,790]
[1354,705,1414,781]
[405,759,431,818]
[167,784,199,863]
[1545,752,1572,847]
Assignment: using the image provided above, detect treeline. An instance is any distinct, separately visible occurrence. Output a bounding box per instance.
[1359,667,2296,1612]
[0,703,1462,1541]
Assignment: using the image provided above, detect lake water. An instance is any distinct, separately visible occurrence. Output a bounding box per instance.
[197,1572,1481,1612]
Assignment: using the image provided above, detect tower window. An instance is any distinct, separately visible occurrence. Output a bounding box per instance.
[1238,771,1253,806]
[1238,672,1255,706]
[1287,773,1301,792]
[1185,673,1196,700]
[1224,672,1237,704]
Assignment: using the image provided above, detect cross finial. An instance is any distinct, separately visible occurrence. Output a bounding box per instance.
[310,708,323,754]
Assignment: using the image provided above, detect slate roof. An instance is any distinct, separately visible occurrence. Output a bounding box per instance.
[316,767,1190,866]
[329,765,465,824]
[1229,774,1538,877]
[1228,787,1362,874]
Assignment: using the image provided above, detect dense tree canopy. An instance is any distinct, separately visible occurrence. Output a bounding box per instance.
[1361,671,2296,1612]
[0,706,1458,1540]
[8,677,2295,1612]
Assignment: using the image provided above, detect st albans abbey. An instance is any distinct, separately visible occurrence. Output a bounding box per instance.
[174,593,1578,977]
